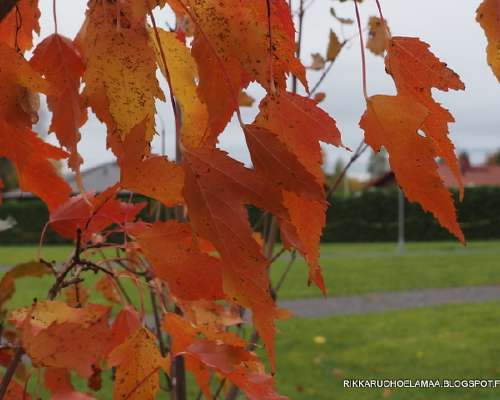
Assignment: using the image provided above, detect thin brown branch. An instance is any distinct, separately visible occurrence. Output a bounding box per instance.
[309,39,348,96]
[148,286,172,392]
[0,346,23,399]
[327,141,368,198]
[291,0,305,93]
[274,250,297,293]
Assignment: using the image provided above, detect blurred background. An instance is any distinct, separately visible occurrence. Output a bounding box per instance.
[1,1,500,399]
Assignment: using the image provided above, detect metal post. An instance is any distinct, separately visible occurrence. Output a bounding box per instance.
[397,188,405,254]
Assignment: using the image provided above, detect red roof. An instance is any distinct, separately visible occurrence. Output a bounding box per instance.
[439,164,500,188]
[367,163,500,189]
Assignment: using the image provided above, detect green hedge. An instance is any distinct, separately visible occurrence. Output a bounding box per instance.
[1,187,500,244]
[324,186,500,242]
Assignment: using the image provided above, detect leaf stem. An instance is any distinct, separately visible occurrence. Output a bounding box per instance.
[147,2,182,151]
[292,0,305,93]
[374,0,391,40]
[353,0,368,100]
[52,0,58,34]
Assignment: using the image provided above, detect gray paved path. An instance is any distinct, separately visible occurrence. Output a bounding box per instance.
[278,285,500,318]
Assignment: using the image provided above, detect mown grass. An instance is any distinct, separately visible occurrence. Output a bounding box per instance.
[272,301,500,399]
[1,241,500,311]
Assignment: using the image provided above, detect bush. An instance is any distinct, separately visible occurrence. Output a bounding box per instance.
[2,187,500,244]
[324,186,500,242]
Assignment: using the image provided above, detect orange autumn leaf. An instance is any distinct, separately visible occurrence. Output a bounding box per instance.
[0,0,40,51]
[10,301,112,377]
[183,147,288,369]
[164,313,287,400]
[171,0,306,136]
[385,37,465,194]
[76,0,163,139]
[105,307,141,356]
[117,121,184,207]
[137,221,224,301]
[476,0,500,82]
[359,95,463,242]
[30,34,87,172]
[279,192,326,293]
[3,379,31,400]
[0,122,71,211]
[49,185,146,241]
[108,328,169,400]
[247,92,342,291]
[0,42,48,128]
[45,368,95,400]
[253,92,343,189]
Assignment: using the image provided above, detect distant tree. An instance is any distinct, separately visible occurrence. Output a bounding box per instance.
[0,158,18,190]
[486,150,500,166]
[367,148,388,178]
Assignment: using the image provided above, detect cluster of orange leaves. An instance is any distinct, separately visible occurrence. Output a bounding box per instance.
[0,0,498,398]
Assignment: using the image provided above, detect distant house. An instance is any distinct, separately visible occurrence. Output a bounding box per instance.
[2,161,120,200]
[66,161,119,193]
[367,155,500,189]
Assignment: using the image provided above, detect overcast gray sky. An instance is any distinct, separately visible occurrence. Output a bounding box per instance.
[37,0,499,178]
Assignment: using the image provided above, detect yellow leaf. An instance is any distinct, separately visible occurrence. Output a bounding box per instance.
[108,328,170,400]
[76,1,163,140]
[150,29,209,149]
[314,336,326,344]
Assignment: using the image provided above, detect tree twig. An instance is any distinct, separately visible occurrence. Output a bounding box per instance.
[327,141,368,198]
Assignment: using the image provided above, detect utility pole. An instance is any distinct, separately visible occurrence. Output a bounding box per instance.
[397,187,405,254]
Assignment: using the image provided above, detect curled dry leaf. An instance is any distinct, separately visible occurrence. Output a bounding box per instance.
[326,30,342,62]
[313,92,326,103]
[309,53,326,70]
[330,7,354,25]
[238,90,256,107]
[366,16,390,56]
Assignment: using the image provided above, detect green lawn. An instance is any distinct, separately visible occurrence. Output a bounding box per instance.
[273,301,500,399]
[1,241,500,310]
[273,240,500,299]
[2,243,500,399]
